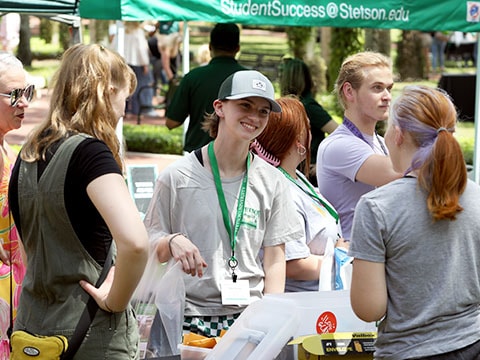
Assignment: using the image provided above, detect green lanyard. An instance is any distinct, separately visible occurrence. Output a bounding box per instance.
[278,167,339,224]
[208,141,250,282]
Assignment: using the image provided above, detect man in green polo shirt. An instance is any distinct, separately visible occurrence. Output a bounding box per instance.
[165,23,247,152]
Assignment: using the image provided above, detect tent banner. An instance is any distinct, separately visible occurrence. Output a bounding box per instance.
[80,0,480,32]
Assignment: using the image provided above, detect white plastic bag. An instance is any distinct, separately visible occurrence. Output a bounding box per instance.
[318,239,353,291]
[132,253,185,358]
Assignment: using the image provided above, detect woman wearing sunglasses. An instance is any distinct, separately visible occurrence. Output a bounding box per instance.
[0,52,32,359]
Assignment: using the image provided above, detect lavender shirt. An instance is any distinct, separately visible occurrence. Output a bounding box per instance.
[316,124,387,240]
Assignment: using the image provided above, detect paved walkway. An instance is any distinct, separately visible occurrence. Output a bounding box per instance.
[6,89,183,173]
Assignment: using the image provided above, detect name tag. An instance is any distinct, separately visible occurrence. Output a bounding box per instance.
[221,279,250,305]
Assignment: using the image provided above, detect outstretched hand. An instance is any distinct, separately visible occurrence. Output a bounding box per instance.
[79,266,115,312]
[168,234,208,278]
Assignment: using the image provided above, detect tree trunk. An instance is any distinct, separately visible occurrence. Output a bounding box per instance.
[365,29,391,56]
[17,15,32,66]
[395,30,423,81]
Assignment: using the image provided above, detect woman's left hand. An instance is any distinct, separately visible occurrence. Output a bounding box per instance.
[79,266,117,312]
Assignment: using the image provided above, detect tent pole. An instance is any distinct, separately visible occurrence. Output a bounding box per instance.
[474,33,480,184]
[71,16,82,44]
[182,21,189,154]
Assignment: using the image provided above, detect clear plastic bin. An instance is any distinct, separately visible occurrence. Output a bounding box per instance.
[178,344,212,360]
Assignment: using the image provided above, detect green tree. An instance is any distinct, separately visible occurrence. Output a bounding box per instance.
[59,23,71,50]
[395,30,423,80]
[285,26,312,59]
[17,15,32,66]
[39,18,53,44]
[328,28,363,92]
[364,29,391,56]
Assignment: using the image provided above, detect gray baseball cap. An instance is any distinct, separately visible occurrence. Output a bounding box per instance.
[218,70,281,113]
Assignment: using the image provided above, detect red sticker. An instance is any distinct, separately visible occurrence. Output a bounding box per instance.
[316,311,337,334]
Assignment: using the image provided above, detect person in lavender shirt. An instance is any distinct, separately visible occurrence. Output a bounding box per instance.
[316,51,401,241]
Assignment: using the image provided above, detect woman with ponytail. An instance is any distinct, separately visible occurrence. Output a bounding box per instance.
[349,85,480,359]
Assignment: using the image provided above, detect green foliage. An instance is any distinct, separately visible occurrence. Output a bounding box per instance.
[458,136,474,165]
[39,19,53,44]
[59,23,70,51]
[285,26,312,59]
[123,124,183,154]
[328,28,363,93]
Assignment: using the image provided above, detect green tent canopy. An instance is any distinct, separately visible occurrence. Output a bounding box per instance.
[78,0,480,32]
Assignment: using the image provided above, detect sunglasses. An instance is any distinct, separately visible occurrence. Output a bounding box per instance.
[0,84,35,107]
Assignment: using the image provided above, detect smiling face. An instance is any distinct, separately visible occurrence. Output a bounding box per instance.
[214,96,271,142]
[349,65,394,124]
[0,67,29,136]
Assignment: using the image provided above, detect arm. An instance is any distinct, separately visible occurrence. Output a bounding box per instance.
[166,117,182,130]
[356,154,402,187]
[81,173,149,312]
[350,259,387,322]
[286,238,348,281]
[263,244,286,294]
[321,119,339,134]
[286,255,322,280]
[154,232,207,277]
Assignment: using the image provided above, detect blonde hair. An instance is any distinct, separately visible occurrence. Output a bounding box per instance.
[334,51,392,110]
[196,44,211,65]
[391,85,466,221]
[21,43,136,172]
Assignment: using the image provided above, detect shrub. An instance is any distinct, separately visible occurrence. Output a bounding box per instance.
[123,124,183,154]
[457,136,474,165]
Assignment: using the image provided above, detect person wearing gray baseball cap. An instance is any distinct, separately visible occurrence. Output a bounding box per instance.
[145,69,302,339]
[217,70,281,112]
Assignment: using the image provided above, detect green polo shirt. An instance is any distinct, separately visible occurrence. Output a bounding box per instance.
[166,57,247,152]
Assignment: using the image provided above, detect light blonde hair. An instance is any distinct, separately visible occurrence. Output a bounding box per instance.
[334,51,392,110]
[21,43,136,172]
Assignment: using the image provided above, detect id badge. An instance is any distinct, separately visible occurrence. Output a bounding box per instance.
[221,279,250,305]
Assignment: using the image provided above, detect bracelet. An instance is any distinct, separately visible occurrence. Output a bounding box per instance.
[104,298,115,313]
[168,233,184,256]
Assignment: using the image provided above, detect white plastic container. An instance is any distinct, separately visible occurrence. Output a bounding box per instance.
[206,290,376,360]
[179,344,212,359]
[205,296,300,360]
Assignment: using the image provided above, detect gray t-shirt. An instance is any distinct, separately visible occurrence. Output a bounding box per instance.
[144,152,303,316]
[316,124,387,240]
[349,177,480,359]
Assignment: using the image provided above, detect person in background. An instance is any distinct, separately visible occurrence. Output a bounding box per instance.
[279,58,338,185]
[145,70,303,337]
[111,21,154,119]
[316,51,401,241]
[252,96,348,292]
[418,31,432,79]
[155,21,182,83]
[196,43,211,66]
[0,52,30,359]
[165,23,247,153]
[431,31,450,74]
[349,85,480,359]
[8,44,149,359]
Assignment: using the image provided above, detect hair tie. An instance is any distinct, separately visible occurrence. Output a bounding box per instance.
[436,127,447,134]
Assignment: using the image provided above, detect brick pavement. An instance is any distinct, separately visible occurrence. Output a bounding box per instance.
[6,89,183,173]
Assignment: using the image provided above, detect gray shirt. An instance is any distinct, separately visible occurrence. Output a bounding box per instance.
[349,177,480,359]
